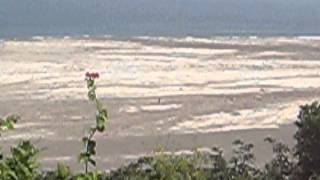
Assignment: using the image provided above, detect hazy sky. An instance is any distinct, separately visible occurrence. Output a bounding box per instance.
[1,0,320,37]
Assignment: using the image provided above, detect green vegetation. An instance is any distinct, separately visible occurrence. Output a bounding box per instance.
[79,72,108,174]
[1,72,320,179]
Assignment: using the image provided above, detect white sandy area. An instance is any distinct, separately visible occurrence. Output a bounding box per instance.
[169,99,310,134]
[14,122,52,129]
[2,67,320,99]
[97,46,237,56]
[298,36,320,40]
[1,37,320,100]
[2,129,55,140]
[251,51,293,57]
[141,104,182,111]
[41,156,72,162]
[135,36,304,46]
[119,106,139,113]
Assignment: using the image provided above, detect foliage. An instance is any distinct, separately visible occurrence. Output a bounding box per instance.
[107,153,207,180]
[39,163,72,180]
[0,115,20,135]
[228,139,260,179]
[200,146,229,179]
[0,140,40,180]
[262,137,294,180]
[0,115,19,162]
[294,101,320,179]
[107,140,263,180]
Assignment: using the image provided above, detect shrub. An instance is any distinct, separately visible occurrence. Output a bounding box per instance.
[199,147,229,179]
[0,116,41,180]
[0,115,19,134]
[108,140,261,180]
[107,153,207,180]
[228,139,260,179]
[262,137,294,180]
[0,141,40,180]
[294,101,320,179]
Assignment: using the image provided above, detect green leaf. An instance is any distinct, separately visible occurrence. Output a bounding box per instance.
[96,115,105,132]
[57,163,71,178]
[17,160,32,178]
[0,115,19,131]
[86,79,94,89]
[87,140,96,155]
[88,90,96,101]
[87,170,99,180]
[79,152,89,163]
[88,158,96,167]
[75,174,86,180]
[6,170,19,180]
[100,109,108,119]
[82,137,89,145]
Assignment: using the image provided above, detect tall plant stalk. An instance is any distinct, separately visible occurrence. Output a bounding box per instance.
[79,72,108,173]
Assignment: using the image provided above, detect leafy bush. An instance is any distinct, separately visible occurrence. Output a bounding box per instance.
[108,140,265,180]
[199,146,229,179]
[262,137,294,180]
[107,153,207,180]
[294,101,320,179]
[228,139,260,179]
[0,115,19,134]
[0,141,40,180]
[0,115,42,180]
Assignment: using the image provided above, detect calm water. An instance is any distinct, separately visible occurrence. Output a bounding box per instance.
[1,0,320,38]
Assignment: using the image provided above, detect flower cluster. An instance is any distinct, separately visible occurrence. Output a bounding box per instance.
[85,72,99,79]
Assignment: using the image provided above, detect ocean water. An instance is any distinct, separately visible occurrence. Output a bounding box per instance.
[1,0,320,38]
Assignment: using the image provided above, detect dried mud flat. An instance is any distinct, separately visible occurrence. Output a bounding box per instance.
[0,36,320,170]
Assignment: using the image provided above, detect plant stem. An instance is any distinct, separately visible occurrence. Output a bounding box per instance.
[84,127,97,173]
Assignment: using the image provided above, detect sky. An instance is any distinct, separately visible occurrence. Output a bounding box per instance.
[1,0,320,37]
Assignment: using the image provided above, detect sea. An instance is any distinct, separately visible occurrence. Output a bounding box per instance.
[1,0,320,39]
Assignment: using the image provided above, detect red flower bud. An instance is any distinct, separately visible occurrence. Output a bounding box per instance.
[85,72,100,79]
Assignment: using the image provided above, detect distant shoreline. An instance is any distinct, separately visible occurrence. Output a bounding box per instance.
[2,34,320,42]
